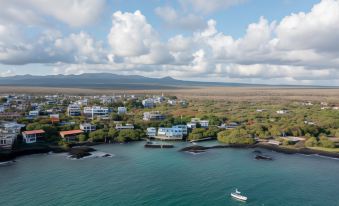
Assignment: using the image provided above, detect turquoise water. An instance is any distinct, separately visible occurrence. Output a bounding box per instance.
[1,141,339,206]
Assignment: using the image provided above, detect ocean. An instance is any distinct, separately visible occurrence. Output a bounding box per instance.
[1,141,338,206]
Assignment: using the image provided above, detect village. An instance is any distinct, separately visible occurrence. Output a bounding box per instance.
[0,92,339,158]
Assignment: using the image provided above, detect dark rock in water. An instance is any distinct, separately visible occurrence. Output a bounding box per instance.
[253,150,262,154]
[102,154,113,157]
[255,155,273,160]
[187,150,206,154]
[145,143,174,148]
[69,147,96,159]
[180,145,209,152]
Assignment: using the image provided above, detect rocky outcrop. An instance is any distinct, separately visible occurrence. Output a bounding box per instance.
[68,147,96,159]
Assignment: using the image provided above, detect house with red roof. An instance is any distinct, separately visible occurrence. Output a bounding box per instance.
[60,130,83,142]
[22,130,45,144]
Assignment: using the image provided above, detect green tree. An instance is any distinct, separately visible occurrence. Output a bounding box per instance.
[217,129,255,145]
[318,136,335,148]
[78,134,87,142]
[108,128,119,140]
[89,129,107,142]
[305,137,318,147]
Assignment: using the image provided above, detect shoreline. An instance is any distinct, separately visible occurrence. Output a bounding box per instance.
[1,141,339,162]
[180,142,339,159]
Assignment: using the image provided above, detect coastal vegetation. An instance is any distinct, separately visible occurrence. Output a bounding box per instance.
[1,89,339,161]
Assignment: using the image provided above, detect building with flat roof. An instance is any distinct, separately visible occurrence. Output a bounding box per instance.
[83,106,109,118]
[142,99,155,108]
[117,107,127,115]
[147,127,157,138]
[156,126,185,140]
[143,111,165,121]
[187,118,209,128]
[67,104,81,116]
[115,124,134,130]
[80,123,96,133]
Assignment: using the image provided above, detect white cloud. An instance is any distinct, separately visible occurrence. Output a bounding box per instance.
[0,0,106,27]
[275,0,339,52]
[155,6,205,30]
[0,30,106,65]
[2,0,339,85]
[108,10,157,57]
[54,32,106,63]
[180,0,246,14]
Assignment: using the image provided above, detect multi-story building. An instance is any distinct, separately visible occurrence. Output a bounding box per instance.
[156,126,185,140]
[172,125,188,135]
[83,106,109,118]
[143,111,165,121]
[80,123,96,133]
[188,118,209,128]
[67,104,81,116]
[147,127,157,138]
[0,122,25,149]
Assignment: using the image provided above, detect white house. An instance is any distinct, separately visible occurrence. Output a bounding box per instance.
[156,126,184,140]
[167,99,176,106]
[276,110,288,114]
[147,127,157,138]
[200,120,209,128]
[173,125,188,135]
[0,122,24,149]
[22,130,45,144]
[80,123,96,133]
[143,111,165,121]
[0,105,5,113]
[83,106,109,118]
[153,95,165,104]
[115,124,134,130]
[117,107,127,115]
[188,118,209,128]
[0,133,17,149]
[28,110,39,117]
[187,122,197,129]
[2,122,25,133]
[142,98,155,108]
[75,99,88,106]
[67,104,81,116]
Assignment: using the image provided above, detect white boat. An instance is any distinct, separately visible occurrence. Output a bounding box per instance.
[231,189,248,201]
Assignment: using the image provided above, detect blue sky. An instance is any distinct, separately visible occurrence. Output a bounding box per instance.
[1,0,339,85]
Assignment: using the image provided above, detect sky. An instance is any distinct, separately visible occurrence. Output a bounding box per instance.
[1,0,339,85]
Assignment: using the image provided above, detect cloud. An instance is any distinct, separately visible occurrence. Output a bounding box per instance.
[0,29,107,65]
[2,0,339,85]
[155,6,205,30]
[179,0,246,14]
[0,0,106,27]
[275,0,339,52]
[108,10,157,57]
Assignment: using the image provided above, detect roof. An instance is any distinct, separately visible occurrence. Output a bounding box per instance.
[59,130,83,136]
[23,130,45,135]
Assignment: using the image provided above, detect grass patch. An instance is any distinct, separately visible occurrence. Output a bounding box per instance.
[308,147,339,153]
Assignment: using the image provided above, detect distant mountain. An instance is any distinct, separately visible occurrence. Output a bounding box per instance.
[0,73,258,89]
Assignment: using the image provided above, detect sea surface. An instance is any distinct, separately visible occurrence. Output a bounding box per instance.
[1,141,339,206]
